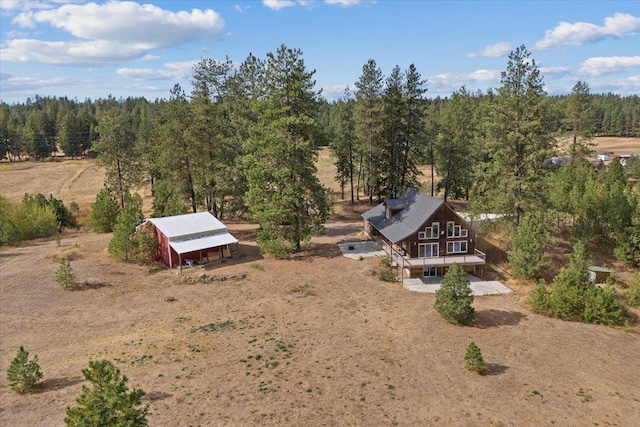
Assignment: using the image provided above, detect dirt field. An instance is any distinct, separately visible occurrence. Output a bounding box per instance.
[1,138,640,426]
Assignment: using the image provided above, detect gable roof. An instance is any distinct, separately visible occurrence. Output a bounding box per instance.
[145,212,227,240]
[361,187,444,244]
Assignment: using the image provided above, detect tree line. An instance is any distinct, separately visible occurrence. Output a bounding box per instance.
[1,44,639,262]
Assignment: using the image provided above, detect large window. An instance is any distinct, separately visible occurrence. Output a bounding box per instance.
[418,243,439,258]
[446,221,468,238]
[418,222,440,240]
[447,240,468,254]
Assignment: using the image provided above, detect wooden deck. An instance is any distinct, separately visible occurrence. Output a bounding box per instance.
[391,249,486,268]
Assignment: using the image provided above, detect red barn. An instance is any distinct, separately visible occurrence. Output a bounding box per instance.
[142,212,238,268]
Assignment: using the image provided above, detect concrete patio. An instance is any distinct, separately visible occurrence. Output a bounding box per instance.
[403,275,511,296]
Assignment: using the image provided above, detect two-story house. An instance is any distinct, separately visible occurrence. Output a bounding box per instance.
[362,187,486,279]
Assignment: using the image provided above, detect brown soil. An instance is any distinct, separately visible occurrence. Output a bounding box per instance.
[1,138,640,426]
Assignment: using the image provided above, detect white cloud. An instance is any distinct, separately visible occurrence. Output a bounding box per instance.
[2,1,225,66]
[325,0,362,6]
[468,42,512,58]
[535,13,640,50]
[263,0,296,10]
[467,69,501,82]
[578,56,640,77]
[427,70,501,96]
[321,84,349,100]
[116,60,198,81]
[0,0,82,12]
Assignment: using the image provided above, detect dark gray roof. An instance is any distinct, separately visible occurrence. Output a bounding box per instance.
[362,187,444,244]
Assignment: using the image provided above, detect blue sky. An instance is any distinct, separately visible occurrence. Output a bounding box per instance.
[0,0,639,104]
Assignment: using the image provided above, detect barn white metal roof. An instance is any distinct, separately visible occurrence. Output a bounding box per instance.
[170,232,238,255]
[145,212,227,239]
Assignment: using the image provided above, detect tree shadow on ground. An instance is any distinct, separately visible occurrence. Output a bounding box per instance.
[484,363,509,376]
[71,281,111,291]
[475,309,527,329]
[143,391,173,402]
[36,376,84,393]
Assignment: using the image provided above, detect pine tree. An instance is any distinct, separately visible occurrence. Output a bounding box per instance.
[478,45,553,223]
[65,359,148,427]
[329,88,357,203]
[90,187,120,233]
[243,45,331,253]
[509,214,550,279]
[56,258,76,289]
[94,98,141,208]
[435,87,477,202]
[565,81,596,164]
[434,263,475,325]
[7,346,43,394]
[465,342,485,375]
[108,194,144,262]
[354,59,384,204]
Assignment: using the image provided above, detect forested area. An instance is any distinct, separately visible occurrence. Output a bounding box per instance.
[1,44,639,265]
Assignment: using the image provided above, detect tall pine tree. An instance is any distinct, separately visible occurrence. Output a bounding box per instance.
[243,45,330,253]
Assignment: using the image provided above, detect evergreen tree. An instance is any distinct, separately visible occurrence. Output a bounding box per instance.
[90,187,120,233]
[565,81,596,163]
[434,263,475,325]
[108,194,144,262]
[56,258,76,289]
[478,45,553,223]
[400,64,427,193]
[354,59,384,204]
[435,87,477,201]
[154,84,198,215]
[7,346,43,394]
[65,359,148,427]
[94,99,141,208]
[243,45,331,253]
[509,214,549,279]
[329,88,357,202]
[464,342,485,375]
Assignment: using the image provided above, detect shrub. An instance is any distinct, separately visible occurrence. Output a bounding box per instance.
[582,285,623,326]
[625,274,640,308]
[65,359,148,427]
[434,263,475,325]
[7,346,43,394]
[378,258,397,282]
[529,280,549,314]
[56,258,76,289]
[464,342,485,375]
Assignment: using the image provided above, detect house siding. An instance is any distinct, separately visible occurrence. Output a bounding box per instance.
[402,204,476,258]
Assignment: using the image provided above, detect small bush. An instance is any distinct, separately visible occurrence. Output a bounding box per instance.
[56,258,76,289]
[465,342,485,375]
[582,285,623,326]
[90,187,120,233]
[378,258,397,282]
[625,274,640,308]
[7,346,43,394]
[529,280,549,314]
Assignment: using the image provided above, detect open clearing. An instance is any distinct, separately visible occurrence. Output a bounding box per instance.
[1,137,640,426]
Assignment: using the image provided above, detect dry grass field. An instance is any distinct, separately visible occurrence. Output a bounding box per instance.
[1,138,639,426]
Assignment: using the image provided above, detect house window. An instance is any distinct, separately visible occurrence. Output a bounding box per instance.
[418,243,439,258]
[419,222,439,240]
[423,267,437,277]
[446,221,468,238]
[447,240,468,254]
